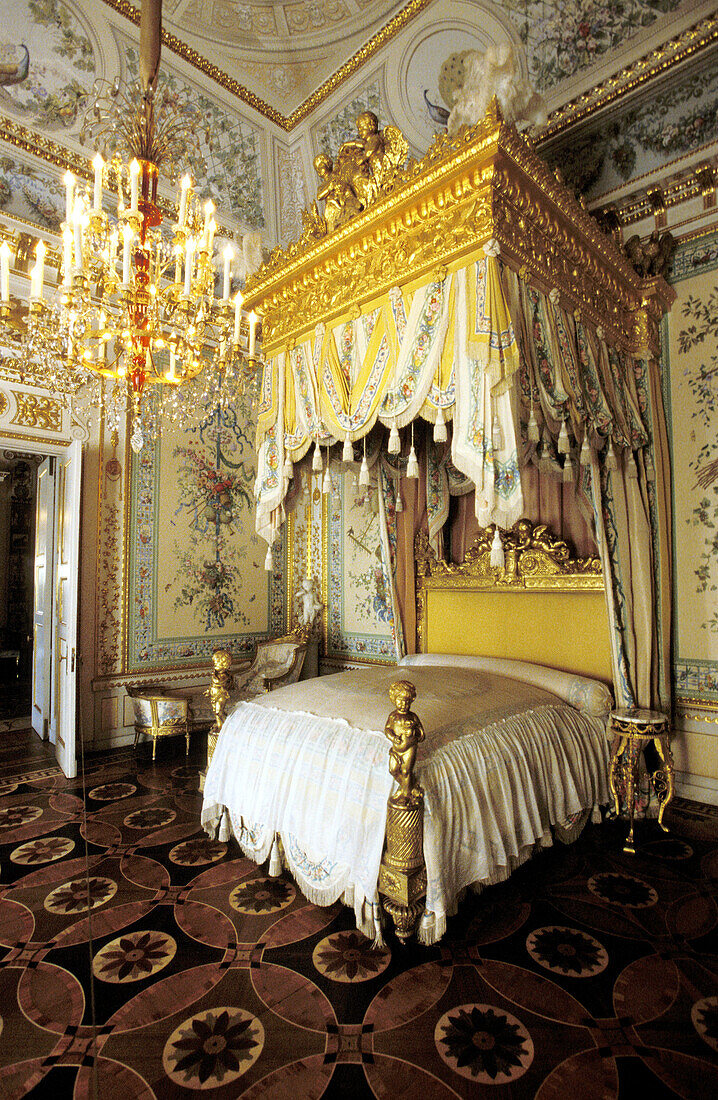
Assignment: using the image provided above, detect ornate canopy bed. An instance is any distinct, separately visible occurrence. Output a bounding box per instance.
[201,102,675,942]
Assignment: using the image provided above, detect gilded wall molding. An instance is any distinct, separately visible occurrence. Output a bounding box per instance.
[675,697,718,724]
[10,392,63,432]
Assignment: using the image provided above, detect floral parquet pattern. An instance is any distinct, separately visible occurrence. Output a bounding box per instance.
[0,751,716,1098]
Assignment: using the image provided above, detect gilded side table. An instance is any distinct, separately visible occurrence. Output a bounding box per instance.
[607,707,675,854]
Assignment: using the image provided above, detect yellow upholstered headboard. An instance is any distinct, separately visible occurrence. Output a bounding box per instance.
[415,521,613,685]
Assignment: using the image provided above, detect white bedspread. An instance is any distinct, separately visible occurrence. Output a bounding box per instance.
[201,663,610,942]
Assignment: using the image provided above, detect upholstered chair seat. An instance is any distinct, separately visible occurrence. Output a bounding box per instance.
[129,690,190,761]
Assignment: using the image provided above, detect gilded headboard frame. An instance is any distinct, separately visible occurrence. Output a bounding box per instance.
[415,520,609,681]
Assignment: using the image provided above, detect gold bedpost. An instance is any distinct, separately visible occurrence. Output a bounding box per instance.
[201,648,234,787]
[378,680,428,942]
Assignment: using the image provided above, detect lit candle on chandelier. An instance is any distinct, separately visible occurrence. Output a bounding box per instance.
[72,196,84,277]
[0,241,12,302]
[92,152,104,213]
[63,170,75,224]
[129,159,140,213]
[248,310,257,358]
[202,200,214,248]
[62,228,73,287]
[184,238,195,297]
[122,223,134,285]
[222,243,233,301]
[233,290,243,344]
[178,174,191,227]
[30,240,46,299]
[166,348,177,382]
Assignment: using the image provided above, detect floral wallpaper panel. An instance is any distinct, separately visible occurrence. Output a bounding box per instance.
[665,230,718,701]
[326,469,393,663]
[128,402,285,669]
[0,152,65,232]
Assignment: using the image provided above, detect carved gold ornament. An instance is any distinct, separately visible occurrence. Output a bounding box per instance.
[10,392,62,432]
[244,103,673,359]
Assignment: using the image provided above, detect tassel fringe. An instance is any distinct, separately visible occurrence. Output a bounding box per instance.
[395,492,404,512]
[645,450,656,481]
[562,455,575,483]
[264,545,273,571]
[605,439,618,471]
[322,468,332,494]
[342,434,353,463]
[359,456,370,486]
[433,405,447,443]
[492,414,503,452]
[282,455,293,479]
[312,443,322,471]
[388,425,401,454]
[557,419,570,454]
[626,451,638,478]
[528,407,540,443]
[268,835,283,877]
[406,445,419,479]
[580,434,591,465]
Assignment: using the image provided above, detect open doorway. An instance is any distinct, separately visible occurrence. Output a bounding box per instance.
[0,452,41,729]
[0,439,81,778]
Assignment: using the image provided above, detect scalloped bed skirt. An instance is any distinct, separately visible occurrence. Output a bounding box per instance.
[201,664,610,945]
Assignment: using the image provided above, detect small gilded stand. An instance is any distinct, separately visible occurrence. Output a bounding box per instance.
[608,707,675,854]
[378,680,428,941]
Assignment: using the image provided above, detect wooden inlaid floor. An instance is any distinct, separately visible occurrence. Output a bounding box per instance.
[0,744,716,1097]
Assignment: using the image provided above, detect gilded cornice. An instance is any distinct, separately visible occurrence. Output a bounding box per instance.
[245,106,670,356]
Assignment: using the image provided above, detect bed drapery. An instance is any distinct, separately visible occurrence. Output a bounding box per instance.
[245,102,675,712]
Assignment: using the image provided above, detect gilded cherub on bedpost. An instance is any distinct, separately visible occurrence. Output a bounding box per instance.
[384,680,425,804]
[206,648,234,769]
[378,680,428,942]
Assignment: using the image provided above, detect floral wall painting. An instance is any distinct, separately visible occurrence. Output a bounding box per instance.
[545,57,718,202]
[0,0,95,129]
[0,153,65,231]
[129,400,285,670]
[665,231,718,702]
[326,470,394,663]
[503,0,684,92]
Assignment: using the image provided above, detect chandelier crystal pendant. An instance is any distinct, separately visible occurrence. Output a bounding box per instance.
[0,0,260,451]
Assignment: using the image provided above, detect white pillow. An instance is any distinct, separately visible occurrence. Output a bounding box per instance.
[399,653,613,717]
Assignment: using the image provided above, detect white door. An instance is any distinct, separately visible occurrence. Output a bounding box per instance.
[53,441,82,778]
[32,457,55,740]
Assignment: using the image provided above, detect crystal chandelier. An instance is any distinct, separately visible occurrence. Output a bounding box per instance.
[0,3,260,452]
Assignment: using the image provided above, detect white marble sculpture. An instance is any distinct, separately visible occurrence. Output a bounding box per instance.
[298,574,323,633]
[447,44,547,137]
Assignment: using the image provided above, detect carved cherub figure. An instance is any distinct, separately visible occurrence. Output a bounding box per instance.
[384,680,425,806]
[207,647,233,732]
[313,152,361,234]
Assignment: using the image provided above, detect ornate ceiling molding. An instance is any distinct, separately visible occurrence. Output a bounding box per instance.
[101,0,434,130]
[99,3,718,134]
